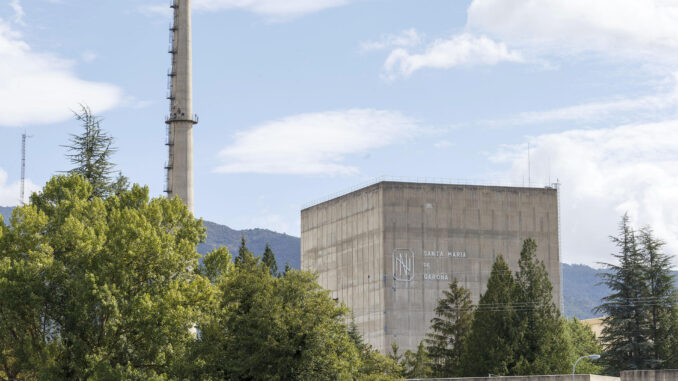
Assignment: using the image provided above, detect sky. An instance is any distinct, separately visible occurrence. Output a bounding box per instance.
[1,0,678,267]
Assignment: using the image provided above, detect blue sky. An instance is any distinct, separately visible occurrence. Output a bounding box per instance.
[1,0,678,266]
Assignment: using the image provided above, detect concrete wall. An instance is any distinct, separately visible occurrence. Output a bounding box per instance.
[408,376,618,381]
[621,370,678,381]
[301,181,561,353]
[382,182,561,352]
[301,184,386,347]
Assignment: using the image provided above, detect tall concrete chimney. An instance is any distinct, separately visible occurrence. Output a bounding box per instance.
[165,0,196,213]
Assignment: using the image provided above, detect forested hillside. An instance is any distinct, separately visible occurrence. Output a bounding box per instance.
[198,220,300,269]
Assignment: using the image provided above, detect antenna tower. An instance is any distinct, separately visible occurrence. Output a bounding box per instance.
[165,0,197,213]
[20,132,30,205]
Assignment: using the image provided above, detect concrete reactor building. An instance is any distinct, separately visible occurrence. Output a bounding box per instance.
[301,180,561,353]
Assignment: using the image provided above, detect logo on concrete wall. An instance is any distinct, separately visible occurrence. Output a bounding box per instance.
[392,248,414,281]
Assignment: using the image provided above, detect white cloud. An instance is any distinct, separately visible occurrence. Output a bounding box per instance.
[467,0,678,60]
[360,28,423,52]
[491,122,678,267]
[0,168,39,207]
[81,51,98,63]
[143,0,347,18]
[0,19,122,127]
[194,0,347,16]
[9,0,24,25]
[216,109,419,175]
[383,33,524,78]
[482,72,678,126]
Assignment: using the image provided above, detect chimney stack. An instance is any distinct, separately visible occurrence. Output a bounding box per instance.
[165,0,196,213]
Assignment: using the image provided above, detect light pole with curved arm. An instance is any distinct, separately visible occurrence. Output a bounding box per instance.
[573,354,600,381]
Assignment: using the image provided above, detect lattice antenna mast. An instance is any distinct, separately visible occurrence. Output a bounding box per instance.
[165,0,197,213]
[20,132,31,205]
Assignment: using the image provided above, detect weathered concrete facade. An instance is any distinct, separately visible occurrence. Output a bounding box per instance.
[408,376,618,381]
[301,181,561,353]
[620,369,678,381]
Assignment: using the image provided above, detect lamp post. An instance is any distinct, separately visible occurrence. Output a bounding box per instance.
[572,354,600,381]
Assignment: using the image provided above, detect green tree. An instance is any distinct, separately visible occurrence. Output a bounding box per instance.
[463,255,520,376]
[235,235,255,266]
[0,174,212,379]
[401,342,432,379]
[513,238,570,375]
[195,255,362,380]
[0,206,56,380]
[389,342,402,364]
[565,318,603,375]
[262,242,279,277]
[596,214,652,374]
[348,316,402,381]
[64,105,128,198]
[638,227,678,368]
[425,278,473,377]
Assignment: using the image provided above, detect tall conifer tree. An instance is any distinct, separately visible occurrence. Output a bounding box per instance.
[425,279,473,377]
[596,214,652,374]
[262,243,278,277]
[235,235,255,266]
[64,105,127,198]
[638,227,678,368]
[513,238,569,374]
[463,256,520,376]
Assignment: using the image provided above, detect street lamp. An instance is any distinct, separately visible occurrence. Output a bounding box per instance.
[573,354,601,381]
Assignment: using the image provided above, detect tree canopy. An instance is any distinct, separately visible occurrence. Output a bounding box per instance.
[0,173,403,380]
[0,174,209,379]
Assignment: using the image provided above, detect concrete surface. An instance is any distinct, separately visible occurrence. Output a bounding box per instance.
[301,181,562,353]
[621,369,678,381]
[166,0,195,213]
[408,376,618,381]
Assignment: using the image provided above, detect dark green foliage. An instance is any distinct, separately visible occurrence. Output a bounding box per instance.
[262,242,279,277]
[64,105,128,198]
[638,227,678,368]
[513,238,570,375]
[401,342,432,379]
[425,278,473,377]
[235,235,255,266]
[596,214,654,373]
[463,255,520,376]
[194,255,362,380]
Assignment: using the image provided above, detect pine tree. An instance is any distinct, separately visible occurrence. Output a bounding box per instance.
[513,238,569,375]
[425,278,473,377]
[596,214,652,374]
[638,227,678,368]
[234,235,255,266]
[262,243,279,277]
[462,256,520,376]
[64,105,127,198]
